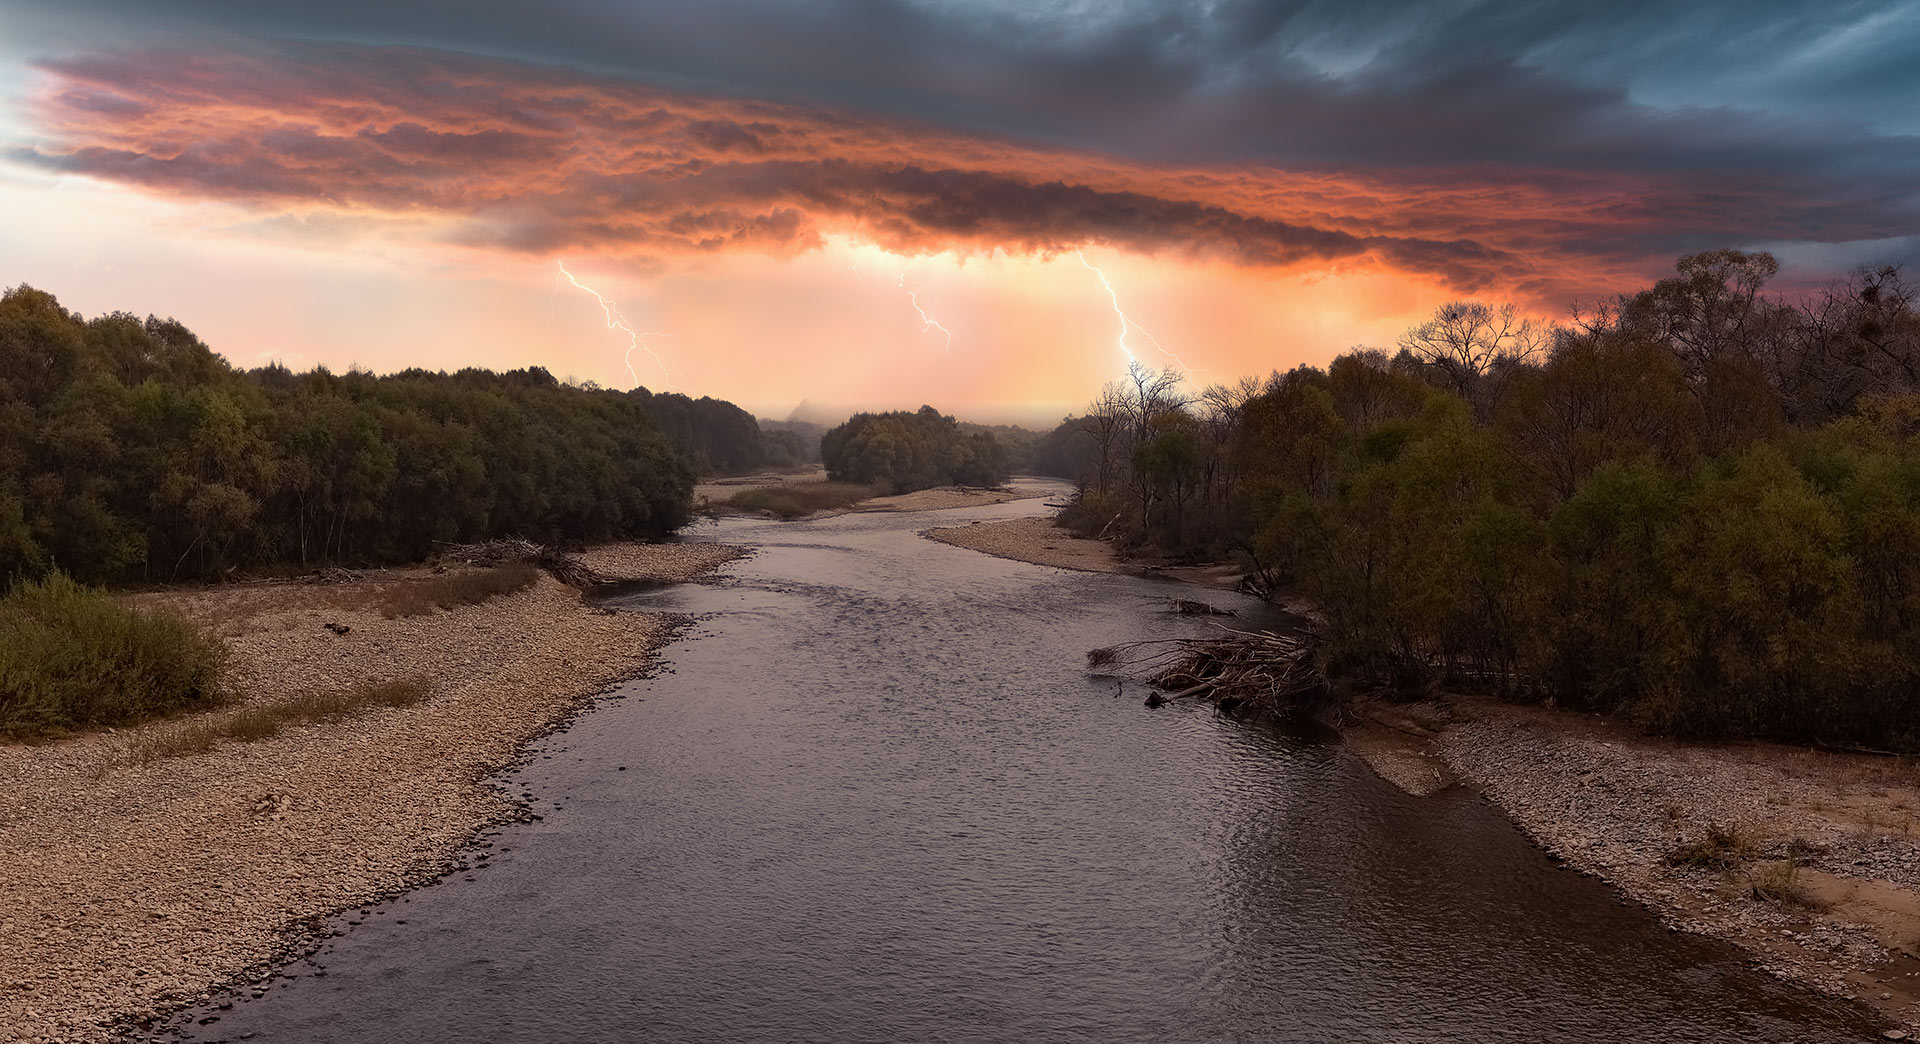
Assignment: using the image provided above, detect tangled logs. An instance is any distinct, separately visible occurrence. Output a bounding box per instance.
[433,538,606,588]
[1089,626,1337,720]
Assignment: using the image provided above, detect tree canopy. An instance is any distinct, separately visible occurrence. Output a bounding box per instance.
[821,406,1011,493]
[1047,252,1920,749]
[0,285,723,585]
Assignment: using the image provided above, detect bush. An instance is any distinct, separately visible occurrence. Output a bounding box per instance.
[0,572,227,737]
[1056,489,1120,537]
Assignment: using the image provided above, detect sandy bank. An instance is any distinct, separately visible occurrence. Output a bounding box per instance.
[922,514,1251,590]
[858,486,1037,512]
[702,472,1042,519]
[1352,696,1920,1032]
[924,515,1126,572]
[0,542,740,1044]
[692,469,826,508]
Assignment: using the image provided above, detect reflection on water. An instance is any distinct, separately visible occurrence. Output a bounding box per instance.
[162,479,1877,1042]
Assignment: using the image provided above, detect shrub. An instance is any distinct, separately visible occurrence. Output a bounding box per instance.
[1745,859,1821,908]
[382,562,541,618]
[1056,489,1120,537]
[0,572,227,738]
[1663,824,1751,871]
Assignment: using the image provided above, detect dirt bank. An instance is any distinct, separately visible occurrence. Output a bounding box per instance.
[702,474,1040,519]
[860,486,1038,512]
[1351,696,1920,1034]
[0,542,741,1044]
[692,469,826,508]
[922,514,1251,590]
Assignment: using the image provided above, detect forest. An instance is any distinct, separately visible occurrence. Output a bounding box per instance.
[1050,251,1920,749]
[0,285,786,587]
[821,406,1013,492]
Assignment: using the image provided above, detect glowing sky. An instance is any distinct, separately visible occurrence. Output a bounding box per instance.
[3,2,1916,423]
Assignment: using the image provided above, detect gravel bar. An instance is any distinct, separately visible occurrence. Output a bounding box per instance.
[0,541,741,1044]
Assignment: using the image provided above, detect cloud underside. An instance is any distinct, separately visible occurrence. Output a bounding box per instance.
[20,42,1912,302]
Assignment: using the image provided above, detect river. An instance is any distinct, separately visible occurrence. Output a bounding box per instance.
[159,480,1877,1042]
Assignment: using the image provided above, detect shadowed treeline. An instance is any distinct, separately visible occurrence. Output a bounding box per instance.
[822,406,1013,493]
[1048,251,1920,749]
[0,285,739,586]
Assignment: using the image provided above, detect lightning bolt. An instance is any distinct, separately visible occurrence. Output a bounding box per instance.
[557,261,675,389]
[897,262,953,353]
[1076,249,1199,377]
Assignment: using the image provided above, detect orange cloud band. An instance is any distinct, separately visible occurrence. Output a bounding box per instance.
[21,41,1847,305]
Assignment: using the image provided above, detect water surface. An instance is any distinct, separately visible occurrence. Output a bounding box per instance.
[163,480,1877,1042]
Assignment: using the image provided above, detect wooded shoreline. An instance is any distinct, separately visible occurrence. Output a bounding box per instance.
[933,511,1920,1035]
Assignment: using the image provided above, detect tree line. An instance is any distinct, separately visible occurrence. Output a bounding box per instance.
[0,284,800,586]
[1050,251,1920,749]
[821,406,1012,493]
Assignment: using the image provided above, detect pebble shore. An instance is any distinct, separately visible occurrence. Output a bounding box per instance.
[1360,697,1920,1033]
[0,542,740,1044]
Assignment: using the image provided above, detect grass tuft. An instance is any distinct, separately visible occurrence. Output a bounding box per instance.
[118,676,435,764]
[1663,824,1752,871]
[382,562,540,619]
[722,483,872,518]
[1746,858,1822,908]
[0,572,227,739]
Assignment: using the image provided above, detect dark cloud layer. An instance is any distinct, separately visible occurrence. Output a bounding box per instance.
[8,1,1918,298]
[20,44,1538,289]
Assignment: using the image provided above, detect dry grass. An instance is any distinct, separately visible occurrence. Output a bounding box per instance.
[381,562,540,619]
[1746,859,1822,908]
[722,482,872,518]
[1664,823,1753,871]
[114,677,434,764]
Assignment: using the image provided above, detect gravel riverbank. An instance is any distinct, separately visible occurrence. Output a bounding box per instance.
[0,542,740,1044]
[1355,697,1920,1034]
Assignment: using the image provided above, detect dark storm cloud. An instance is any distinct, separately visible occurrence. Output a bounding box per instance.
[14,0,1918,166]
[7,0,1917,292]
[17,44,1527,289]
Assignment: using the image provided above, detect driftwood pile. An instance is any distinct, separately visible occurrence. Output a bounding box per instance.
[1169,598,1235,617]
[434,538,606,588]
[1089,626,1337,719]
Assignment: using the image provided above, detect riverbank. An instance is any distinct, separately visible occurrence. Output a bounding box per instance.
[1351,696,1920,1033]
[697,470,1040,520]
[921,515,1249,590]
[0,542,741,1044]
[934,509,1920,1033]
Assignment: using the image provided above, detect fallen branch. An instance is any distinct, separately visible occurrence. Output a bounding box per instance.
[1169,598,1235,617]
[1089,625,1337,720]
[433,538,607,588]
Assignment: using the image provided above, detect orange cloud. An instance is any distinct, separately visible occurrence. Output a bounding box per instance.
[21,41,1868,312]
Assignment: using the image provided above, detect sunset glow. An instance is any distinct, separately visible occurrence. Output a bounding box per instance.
[4,3,1915,420]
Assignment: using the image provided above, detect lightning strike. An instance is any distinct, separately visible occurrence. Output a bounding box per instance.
[897,263,954,353]
[556,260,675,389]
[1076,249,1199,377]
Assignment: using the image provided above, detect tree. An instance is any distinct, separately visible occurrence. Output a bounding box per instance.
[1397,301,1548,410]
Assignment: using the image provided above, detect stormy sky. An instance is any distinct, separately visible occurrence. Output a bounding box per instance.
[2,0,1915,419]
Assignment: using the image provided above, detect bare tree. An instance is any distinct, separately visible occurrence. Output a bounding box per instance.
[1397,301,1549,405]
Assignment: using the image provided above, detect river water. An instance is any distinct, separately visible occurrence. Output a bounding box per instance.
[163,481,1878,1042]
